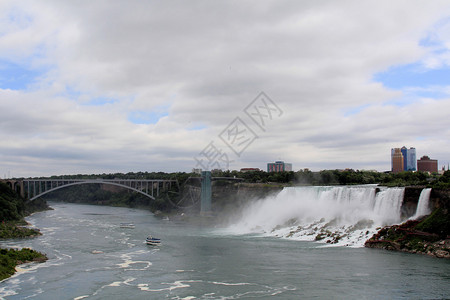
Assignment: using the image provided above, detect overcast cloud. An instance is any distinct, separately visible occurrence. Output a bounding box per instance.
[1,0,450,177]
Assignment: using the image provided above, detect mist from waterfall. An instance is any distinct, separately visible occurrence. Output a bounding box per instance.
[227,186,405,247]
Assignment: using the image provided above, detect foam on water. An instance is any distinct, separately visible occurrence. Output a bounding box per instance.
[228,186,405,247]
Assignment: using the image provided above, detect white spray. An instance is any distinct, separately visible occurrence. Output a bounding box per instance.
[227,186,405,247]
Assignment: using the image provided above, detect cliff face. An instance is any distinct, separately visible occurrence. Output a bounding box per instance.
[213,182,283,208]
[430,188,450,210]
[216,182,281,211]
[400,187,450,219]
[178,182,284,219]
[401,187,424,219]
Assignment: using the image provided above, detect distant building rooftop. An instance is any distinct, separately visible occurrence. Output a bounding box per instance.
[240,168,260,172]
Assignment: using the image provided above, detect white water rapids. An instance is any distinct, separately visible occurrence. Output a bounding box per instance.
[228,186,406,247]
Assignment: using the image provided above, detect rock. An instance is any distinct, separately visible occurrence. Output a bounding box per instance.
[435,250,450,258]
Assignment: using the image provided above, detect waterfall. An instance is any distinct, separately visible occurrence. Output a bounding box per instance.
[228,186,405,247]
[411,188,432,219]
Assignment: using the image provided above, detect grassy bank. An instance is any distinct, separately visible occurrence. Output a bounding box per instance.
[0,221,41,239]
[0,248,47,281]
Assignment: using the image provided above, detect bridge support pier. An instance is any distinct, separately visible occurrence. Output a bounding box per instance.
[200,171,212,215]
[0,180,24,197]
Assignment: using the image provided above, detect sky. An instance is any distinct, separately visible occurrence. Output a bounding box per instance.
[1,0,450,178]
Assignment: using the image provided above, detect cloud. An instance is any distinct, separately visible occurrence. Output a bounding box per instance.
[1,0,450,177]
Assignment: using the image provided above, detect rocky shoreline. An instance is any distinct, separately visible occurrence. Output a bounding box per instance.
[365,208,450,258]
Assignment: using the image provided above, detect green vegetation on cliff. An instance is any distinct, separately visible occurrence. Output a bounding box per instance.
[0,182,49,223]
[415,208,450,239]
[0,222,41,239]
[365,208,450,258]
[0,182,25,221]
[0,182,49,280]
[0,248,47,281]
[0,182,47,238]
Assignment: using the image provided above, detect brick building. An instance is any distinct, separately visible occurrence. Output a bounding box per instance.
[417,156,438,173]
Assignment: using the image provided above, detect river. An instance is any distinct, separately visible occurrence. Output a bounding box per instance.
[1,201,449,299]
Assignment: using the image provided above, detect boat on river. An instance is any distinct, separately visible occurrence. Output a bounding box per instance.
[119,223,135,229]
[146,235,161,246]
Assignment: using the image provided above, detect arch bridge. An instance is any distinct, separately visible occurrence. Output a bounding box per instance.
[19,179,177,201]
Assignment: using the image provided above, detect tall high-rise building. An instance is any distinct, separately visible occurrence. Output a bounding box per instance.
[400,146,416,171]
[267,161,292,172]
[391,148,404,173]
[417,156,438,173]
[407,148,417,171]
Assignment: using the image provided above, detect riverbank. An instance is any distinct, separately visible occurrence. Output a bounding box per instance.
[0,181,50,280]
[0,221,48,281]
[365,207,450,258]
[0,248,48,281]
[0,221,42,239]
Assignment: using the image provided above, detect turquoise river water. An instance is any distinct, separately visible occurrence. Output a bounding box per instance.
[0,201,449,300]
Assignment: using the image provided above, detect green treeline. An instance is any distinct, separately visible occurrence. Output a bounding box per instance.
[211,169,450,188]
[34,171,191,183]
[20,169,450,187]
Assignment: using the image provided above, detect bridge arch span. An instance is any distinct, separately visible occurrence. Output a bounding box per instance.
[24,179,177,202]
[29,180,157,201]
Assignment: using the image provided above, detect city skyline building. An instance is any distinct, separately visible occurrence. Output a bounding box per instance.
[267,161,292,172]
[401,146,417,171]
[391,148,404,173]
[417,155,438,173]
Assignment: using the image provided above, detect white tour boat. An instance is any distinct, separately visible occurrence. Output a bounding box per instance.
[146,235,161,246]
[119,223,135,229]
